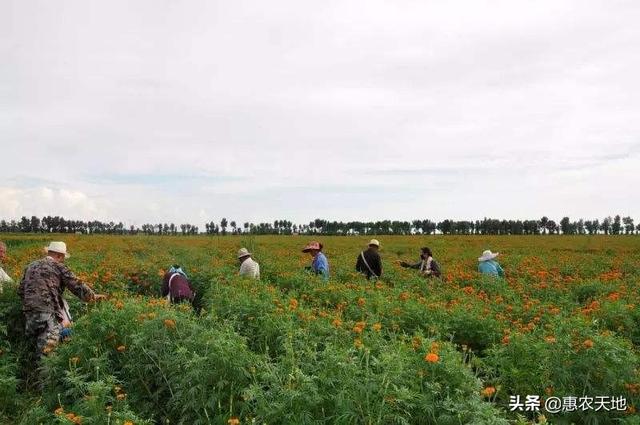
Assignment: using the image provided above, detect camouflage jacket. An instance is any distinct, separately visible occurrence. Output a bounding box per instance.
[18,257,95,319]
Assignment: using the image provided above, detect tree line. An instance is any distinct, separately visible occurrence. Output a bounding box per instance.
[1,215,639,236]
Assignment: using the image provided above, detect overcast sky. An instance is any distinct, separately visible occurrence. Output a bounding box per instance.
[1,0,639,227]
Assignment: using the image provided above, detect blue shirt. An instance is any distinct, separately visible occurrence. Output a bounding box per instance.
[312,252,329,280]
[478,260,504,277]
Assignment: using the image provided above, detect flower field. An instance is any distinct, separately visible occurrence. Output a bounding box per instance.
[1,234,639,425]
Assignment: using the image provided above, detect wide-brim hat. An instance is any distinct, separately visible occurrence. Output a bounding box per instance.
[368,239,380,247]
[478,250,499,262]
[237,248,252,259]
[46,241,70,258]
[302,241,321,252]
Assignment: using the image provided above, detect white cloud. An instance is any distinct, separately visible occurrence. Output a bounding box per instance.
[1,0,639,225]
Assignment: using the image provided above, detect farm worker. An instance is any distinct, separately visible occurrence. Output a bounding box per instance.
[161,265,196,305]
[478,250,505,277]
[400,247,441,277]
[18,242,106,356]
[356,239,383,280]
[238,248,260,279]
[0,241,13,293]
[302,241,329,280]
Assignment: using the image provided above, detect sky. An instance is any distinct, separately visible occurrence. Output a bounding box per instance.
[1,0,639,227]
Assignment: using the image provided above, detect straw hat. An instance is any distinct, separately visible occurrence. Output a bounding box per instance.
[478,250,499,262]
[302,241,322,252]
[46,241,70,259]
[237,248,252,259]
[368,239,380,247]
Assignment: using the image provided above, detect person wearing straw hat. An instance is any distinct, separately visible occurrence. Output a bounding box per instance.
[0,241,13,293]
[18,241,106,356]
[478,250,505,277]
[302,241,329,280]
[356,239,383,280]
[238,248,260,279]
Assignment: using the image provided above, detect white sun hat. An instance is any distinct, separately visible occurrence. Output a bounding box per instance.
[478,250,499,262]
[46,241,70,258]
[368,239,380,247]
[237,248,252,259]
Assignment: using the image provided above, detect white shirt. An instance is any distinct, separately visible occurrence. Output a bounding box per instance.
[0,266,12,293]
[239,257,260,279]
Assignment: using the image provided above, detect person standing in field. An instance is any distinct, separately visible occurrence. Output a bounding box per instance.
[478,250,505,277]
[0,241,13,293]
[302,241,329,280]
[18,242,106,356]
[237,248,260,279]
[400,247,441,278]
[356,239,383,280]
[161,265,196,305]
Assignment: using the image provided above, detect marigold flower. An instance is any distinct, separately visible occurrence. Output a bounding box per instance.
[289,298,298,311]
[228,417,240,425]
[412,337,422,350]
[424,352,439,363]
[116,393,127,401]
[582,339,594,349]
[354,338,364,349]
[163,319,176,329]
[54,407,64,415]
[357,297,366,307]
[70,356,80,365]
[372,322,382,332]
[124,421,134,425]
[116,345,126,352]
[481,386,496,398]
[332,318,342,328]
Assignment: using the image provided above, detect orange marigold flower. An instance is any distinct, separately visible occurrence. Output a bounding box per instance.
[116,345,126,352]
[424,352,439,363]
[501,335,510,345]
[481,386,496,398]
[124,421,134,425]
[583,339,594,349]
[115,300,124,310]
[228,417,240,425]
[332,318,342,328]
[288,298,298,311]
[163,319,176,329]
[357,297,366,307]
[544,336,556,344]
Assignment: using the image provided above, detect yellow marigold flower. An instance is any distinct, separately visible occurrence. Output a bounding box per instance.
[354,338,364,349]
[372,323,382,332]
[424,352,439,363]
